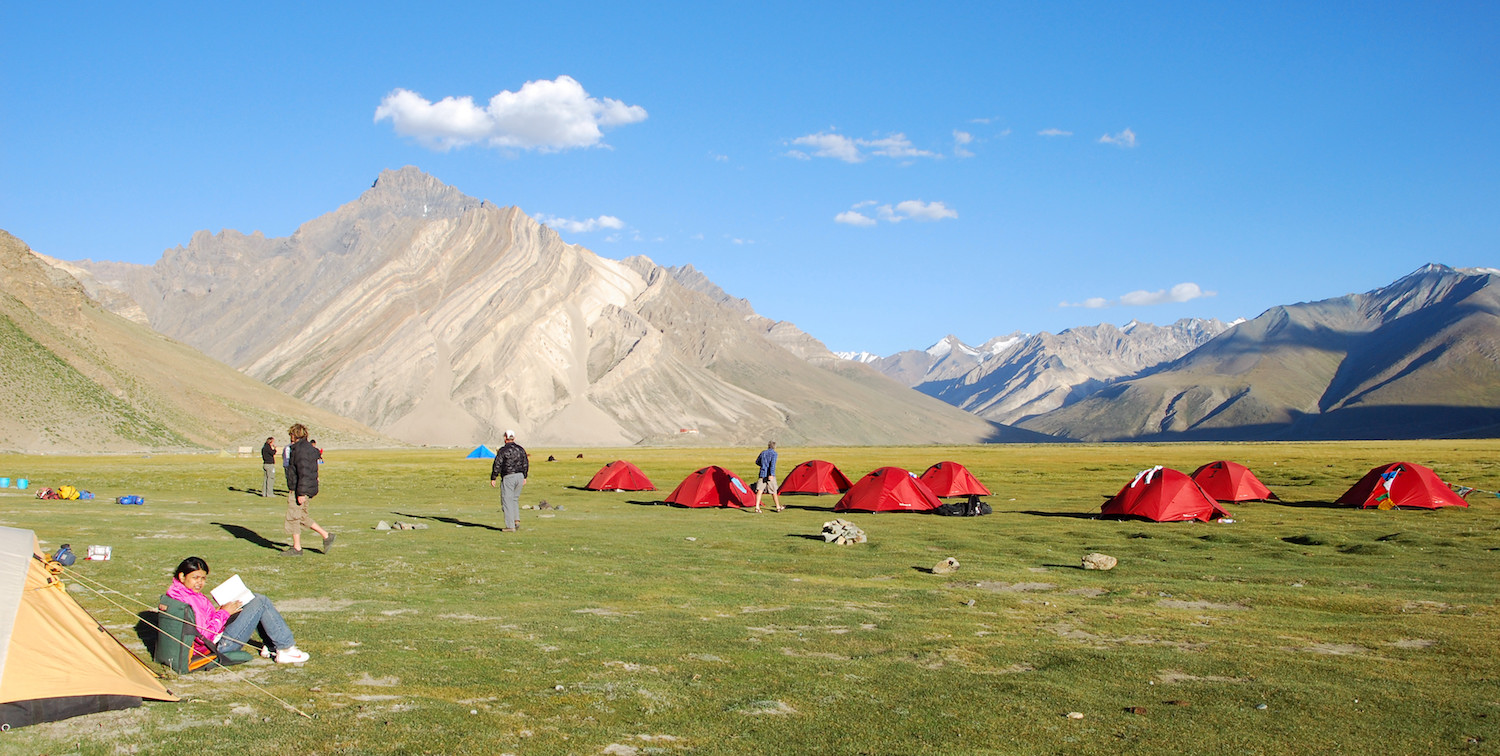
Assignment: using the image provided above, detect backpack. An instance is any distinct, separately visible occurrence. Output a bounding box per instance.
[36,487,59,500]
[52,544,76,567]
[79,490,94,500]
[57,485,79,500]
[117,495,145,506]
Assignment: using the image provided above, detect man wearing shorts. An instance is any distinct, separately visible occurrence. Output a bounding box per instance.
[754,441,782,513]
[283,423,334,556]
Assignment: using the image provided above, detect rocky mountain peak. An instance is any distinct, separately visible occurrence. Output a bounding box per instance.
[356,166,484,220]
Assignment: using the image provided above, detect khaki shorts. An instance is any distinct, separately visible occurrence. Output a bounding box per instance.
[756,476,778,494]
[284,496,315,535]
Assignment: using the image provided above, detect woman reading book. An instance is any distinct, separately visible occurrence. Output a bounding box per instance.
[165,556,310,664]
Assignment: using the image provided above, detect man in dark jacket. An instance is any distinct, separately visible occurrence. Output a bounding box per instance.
[260,436,277,497]
[489,430,528,532]
[284,423,334,556]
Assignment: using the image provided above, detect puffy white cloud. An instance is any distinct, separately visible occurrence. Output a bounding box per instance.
[788,131,937,163]
[374,75,646,152]
[1099,128,1137,148]
[837,199,956,226]
[953,129,974,158]
[835,210,877,226]
[1038,128,1073,137]
[1062,282,1215,308]
[536,214,626,233]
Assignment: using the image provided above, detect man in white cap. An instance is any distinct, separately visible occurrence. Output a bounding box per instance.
[489,430,529,531]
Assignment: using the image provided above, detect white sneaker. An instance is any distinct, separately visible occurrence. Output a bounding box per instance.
[274,646,309,664]
[259,645,273,659]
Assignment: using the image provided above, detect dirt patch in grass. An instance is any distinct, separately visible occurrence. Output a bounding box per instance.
[1156,599,1250,611]
[279,598,355,612]
[1156,669,1251,684]
[975,581,1057,592]
[574,607,637,617]
[1289,642,1369,655]
[737,700,796,715]
[1388,638,1438,649]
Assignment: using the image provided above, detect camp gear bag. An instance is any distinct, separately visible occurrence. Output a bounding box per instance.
[52,544,75,566]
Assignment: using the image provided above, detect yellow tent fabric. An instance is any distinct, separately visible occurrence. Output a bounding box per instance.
[0,526,176,725]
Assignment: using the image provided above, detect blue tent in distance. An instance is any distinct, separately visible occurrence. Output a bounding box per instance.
[465,445,496,459]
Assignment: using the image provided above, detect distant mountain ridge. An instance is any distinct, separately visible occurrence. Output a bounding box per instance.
[0,230,389,452]
[71,167,1023,447]
[1017,264,1500,440]
[858,319,1230,425]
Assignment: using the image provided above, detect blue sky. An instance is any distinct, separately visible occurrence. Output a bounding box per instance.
[4,2,1496,355]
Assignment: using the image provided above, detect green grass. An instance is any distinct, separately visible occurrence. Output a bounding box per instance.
[0,440,1496,755]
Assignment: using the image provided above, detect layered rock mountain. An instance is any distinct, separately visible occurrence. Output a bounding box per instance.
[857,320,1229,425]
[1018,264,1500,440]
[72,167,1021,447]
[0,230,389,452]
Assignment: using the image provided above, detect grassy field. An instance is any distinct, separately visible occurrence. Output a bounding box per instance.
[0,441,1496,755]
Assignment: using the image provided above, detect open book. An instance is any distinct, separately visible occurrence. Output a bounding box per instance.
[210,574,254,606]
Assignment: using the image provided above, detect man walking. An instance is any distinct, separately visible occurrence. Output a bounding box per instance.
[754,441,782,513]
[284,423,334,556]
[260,436,277,497]
[489,430,528,532]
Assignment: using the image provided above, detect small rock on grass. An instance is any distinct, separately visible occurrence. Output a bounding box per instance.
[932,557,960,575]
[1255,703,1268,710]
[1125,706,1146,715]
[1081,553,1117,570]
[1066,711,1084,720]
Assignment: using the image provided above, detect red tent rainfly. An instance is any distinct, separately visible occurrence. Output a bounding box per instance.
[1101,466,1230,523]
[779,460,854,495]
[1335,462,1470,510]
[664,466,755,508]
[1191,461,1275,502]
[919,461,993,497]
[834,467,943,513]
[585,460,656,491]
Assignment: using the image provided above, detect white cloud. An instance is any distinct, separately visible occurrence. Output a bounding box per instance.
[374,75,647,152]
[1062,282,1215,308]
[536,214,626,233]
[709,152,729,162]
[788,131,937,163]
[1099,128,1138,148]
[837,199,956,226]
[1038,128,1073,137]
[784,150,811,160]
[835,210,877,226]
[953,130,974,158]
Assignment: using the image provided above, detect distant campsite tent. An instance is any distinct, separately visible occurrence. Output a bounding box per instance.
[779,460,853,495]
[586,460,656,491]
[1335,462,1470,510]
[919,461,993,497]
[0,526,177,728]
[834,467,943,513]
[465,445,496,459]
[1101,466,1230,523]
[1191,461,1275,502]
[664,466,755,508]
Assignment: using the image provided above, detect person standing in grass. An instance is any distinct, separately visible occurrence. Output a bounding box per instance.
[754,440,782,513]
[489,429,528,532]
[260,436,277,497]
[284,423,334,556]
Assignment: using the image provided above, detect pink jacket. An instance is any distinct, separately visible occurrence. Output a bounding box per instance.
[166,579,229,656]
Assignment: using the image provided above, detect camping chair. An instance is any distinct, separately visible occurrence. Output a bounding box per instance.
[153,595,254,673]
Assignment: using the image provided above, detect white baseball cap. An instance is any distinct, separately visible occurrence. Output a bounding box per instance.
[504,429,516,439]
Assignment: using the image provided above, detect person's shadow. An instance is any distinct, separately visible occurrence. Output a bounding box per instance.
[134,609,159,655]
[226,485,287,497]
[211,522,287,552]
[392,511,509,532]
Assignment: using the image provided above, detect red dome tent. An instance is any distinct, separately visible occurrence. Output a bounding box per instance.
[919,461,992,497]
[1335,462,1470,510]
[1191,461,1275,502]
[1101,466,1230,522]
[780,460,853,495]
[664,466,755,508]
[585,460,656,491]
[834,467,943,513]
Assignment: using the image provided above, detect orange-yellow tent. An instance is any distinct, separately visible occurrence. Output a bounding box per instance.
[0,526,177,728]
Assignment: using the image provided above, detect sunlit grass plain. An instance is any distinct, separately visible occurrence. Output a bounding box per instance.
[0,440,1496,755]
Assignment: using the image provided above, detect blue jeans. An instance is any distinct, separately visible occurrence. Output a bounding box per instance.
[217,593,295,653]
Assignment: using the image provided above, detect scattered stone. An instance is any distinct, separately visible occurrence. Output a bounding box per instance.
[1167,700,1190,707]
[1255,703,1268,710]
[820,519,866,545]
[1081,553,1117,571]
[522,505,534,510]
[686,537,697,542]
[965,599,975,607]
[1066,711,1084,719]
[932,557,960,575]
[374,520,391,530]
[1125,706,1147,715]
[537,500,551,510]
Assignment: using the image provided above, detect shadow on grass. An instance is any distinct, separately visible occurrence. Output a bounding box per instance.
[134,610,159,655]
[779,502,836,512]
[212,522,287,551]
[1017,510,1099,519]
[392,511,508,532]
[911,566,935,574]
[1042,563,1087,570]
[1267,500,1348,509]
[226,485,286,497]
[784,534,826,541]
[568,486,659,493]
[627,499,667,507]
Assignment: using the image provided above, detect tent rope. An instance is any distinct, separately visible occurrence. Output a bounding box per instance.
[55,564,312,720]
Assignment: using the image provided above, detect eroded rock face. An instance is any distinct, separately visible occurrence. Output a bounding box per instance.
[73,168,1003,446]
